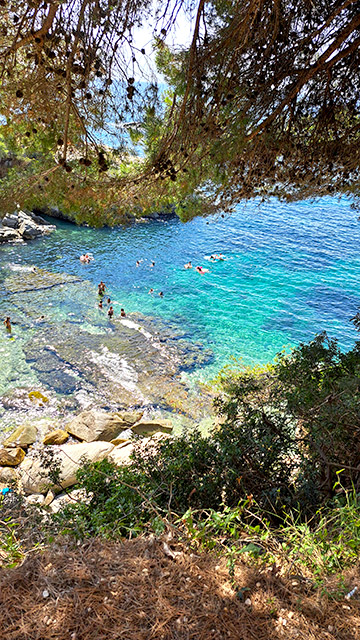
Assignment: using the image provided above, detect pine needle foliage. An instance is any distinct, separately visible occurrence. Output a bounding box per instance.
[0,1,360,221]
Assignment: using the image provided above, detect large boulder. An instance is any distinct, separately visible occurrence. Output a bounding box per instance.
[19,441,114,494]
[0,228,22,243]
[66,410,135,442]
[3,424,38,448]
[18,218,43,239]
[0,447,25,467]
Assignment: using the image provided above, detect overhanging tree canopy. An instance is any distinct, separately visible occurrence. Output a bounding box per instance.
[0,1,360,222]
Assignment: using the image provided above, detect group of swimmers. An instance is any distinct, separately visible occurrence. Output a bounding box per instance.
[183,261,209,274]
[136,260,155,268]
[98,281,126,318]
[149,289,163,296]
[184,254,225,274]
[137,259,165,296]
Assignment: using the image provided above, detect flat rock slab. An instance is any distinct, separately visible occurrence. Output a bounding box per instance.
[131,420,173,436]
[3,268,81,295]
[66,410,133,443]
[19,441,114,494]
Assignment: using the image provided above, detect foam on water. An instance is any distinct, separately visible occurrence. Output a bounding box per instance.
[88,346,142,397]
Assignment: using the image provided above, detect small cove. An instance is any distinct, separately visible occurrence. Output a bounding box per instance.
[1,196,360,432]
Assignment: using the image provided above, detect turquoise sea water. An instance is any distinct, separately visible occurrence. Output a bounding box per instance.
[1,197,360,392]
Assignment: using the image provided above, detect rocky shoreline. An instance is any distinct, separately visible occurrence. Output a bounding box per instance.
[0,209,56,243]
[0,210,215,513]
[0,408,174,511]
[0,262,215,512]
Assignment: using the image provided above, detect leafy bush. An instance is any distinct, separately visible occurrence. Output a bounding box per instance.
[56,331,360,540]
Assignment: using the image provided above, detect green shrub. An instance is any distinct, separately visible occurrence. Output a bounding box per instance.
[56,331,360,539]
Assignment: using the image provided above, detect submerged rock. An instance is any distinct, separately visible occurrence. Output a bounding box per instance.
[131,419,173,436]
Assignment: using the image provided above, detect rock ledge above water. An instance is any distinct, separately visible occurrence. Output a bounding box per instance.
[0,209,56,243]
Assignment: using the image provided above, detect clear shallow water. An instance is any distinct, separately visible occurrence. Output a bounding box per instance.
[1,197,360,392]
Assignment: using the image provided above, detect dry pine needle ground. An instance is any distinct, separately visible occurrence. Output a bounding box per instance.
[0,537,359,640]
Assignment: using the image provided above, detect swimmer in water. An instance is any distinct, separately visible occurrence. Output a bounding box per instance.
[150,261,155,267]
[184,261,192,269]
[196,266,209,273]
[108,306,114,318]
[99,300,103,309]
[107,298,111,304]
[136,260,140,267]
[149,288,154,294]
[120,308,126,317]
[159,291,164,297]
[98,281,106,295]
[4,317,11,333]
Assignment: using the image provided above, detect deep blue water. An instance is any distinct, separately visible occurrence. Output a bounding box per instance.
[1,196,360,389]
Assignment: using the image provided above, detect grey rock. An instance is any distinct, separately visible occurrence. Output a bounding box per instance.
[0,466,18,486]
[2,214,19,228]
[28,211,52,225]
[19,219,43,239]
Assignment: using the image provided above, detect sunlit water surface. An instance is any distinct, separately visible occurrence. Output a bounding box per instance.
[1,197,360,397]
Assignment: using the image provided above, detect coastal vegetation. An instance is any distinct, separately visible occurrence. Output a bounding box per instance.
[1,329,360,597]
[1,3,360,636]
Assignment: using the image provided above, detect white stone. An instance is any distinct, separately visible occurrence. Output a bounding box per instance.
[18,219,43,239]
[0,228,22,242]
[19,441,114,494]
[107,441,134,466]
[26,493,45,506]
